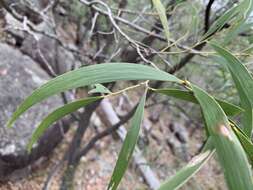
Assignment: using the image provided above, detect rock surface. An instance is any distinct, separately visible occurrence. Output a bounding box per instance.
[21,35,74,75]
[0,43,68,180]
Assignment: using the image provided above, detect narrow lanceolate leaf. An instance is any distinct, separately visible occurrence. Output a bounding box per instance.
[223,20,252,45]
[27,96,102,152]
[201,5,239,40]
[202,0,253,41]
[230,121,253,164]
[8,63,181,128]
[211,42,253,137]
[107,91,147,190]
[153,88,243,116]
[222,0,253,44]
[152,0,170,44]
[188,3,199,40]
[158,138,215,190]
[192,84,253,190]
[240,0,253,18]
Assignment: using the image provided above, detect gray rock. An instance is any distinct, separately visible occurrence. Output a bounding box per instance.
[21,35,74,75]
[1,0,49,24]
[0,43,70,180]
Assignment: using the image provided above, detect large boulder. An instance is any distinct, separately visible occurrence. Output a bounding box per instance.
[0,43,70,180]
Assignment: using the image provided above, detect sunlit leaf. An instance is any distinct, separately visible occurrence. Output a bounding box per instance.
[27,96,102,152]
[8,63,181,128]
[107,91,147,190]
[211,42,253,137]
[153,88,243,116]
[192,84,253,190]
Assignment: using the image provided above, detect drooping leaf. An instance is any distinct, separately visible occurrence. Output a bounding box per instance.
[88,84,112,94]
[158,138,215,190]
[27,96,102,152]
[153,88,243,116]
[211,42,253,137]
[8,63,181,128]
[107,91,147,190]
[192,84,253,190]
[152,0,170,44]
